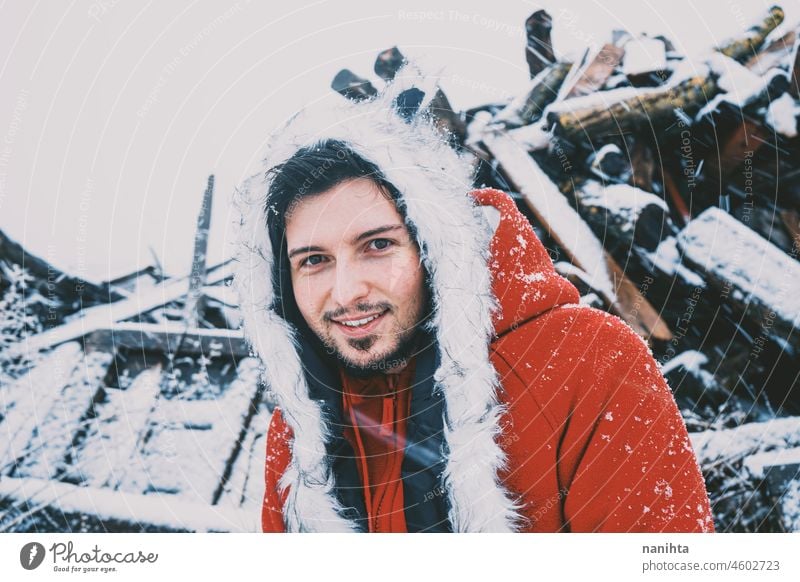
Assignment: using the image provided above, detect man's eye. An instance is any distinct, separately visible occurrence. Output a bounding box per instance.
[369,238,393,251]
[300,255,325,268]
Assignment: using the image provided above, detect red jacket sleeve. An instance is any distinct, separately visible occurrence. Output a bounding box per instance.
[262,407,292,533]
[562,315,715,533]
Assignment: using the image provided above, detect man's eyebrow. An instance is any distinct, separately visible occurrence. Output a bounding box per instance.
[287,224,405,262]
[287,245,325,260]
[351,224,404,244]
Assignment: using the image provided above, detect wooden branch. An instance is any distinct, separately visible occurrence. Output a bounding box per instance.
[717,5,785,63]
[217,405,270,510]
[183,175,214,328]
[745,29,796,74]
[493,61,572,128]
[704,115,770,189]
[566,44,625,98]
[605,255,673,342]
[425,87,467,143]
[122,359,261,505]
[525,10,555,78]
[548,75,718,142]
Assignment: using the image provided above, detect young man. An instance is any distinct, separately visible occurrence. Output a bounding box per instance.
[232,88,715,533]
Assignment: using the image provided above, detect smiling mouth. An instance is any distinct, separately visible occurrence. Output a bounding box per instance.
[331,309,389,336]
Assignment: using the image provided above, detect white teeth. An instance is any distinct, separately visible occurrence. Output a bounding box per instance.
[338,312,383,327]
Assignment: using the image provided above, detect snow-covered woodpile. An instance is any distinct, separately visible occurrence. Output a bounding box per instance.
[0,177,269,533]
[330,6,800,532]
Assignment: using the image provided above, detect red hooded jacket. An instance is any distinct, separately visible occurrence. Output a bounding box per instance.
[261,188,715,533]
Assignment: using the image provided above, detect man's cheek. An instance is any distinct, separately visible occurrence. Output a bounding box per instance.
[384,253,420,293]
[293,288,320,323]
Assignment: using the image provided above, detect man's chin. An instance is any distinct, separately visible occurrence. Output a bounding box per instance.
[335,349,401,376]
[327,337,416,377]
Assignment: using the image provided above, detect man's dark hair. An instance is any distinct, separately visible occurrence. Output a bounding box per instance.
[264,139,429,331]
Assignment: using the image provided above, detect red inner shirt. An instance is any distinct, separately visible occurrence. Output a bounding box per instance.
[339,358,416,533]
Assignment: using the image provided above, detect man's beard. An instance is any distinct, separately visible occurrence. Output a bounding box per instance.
[320,315,423,378]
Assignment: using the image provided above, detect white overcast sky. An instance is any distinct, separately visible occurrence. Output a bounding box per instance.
[0,0,794,282]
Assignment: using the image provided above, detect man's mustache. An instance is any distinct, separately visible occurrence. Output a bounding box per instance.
[324,301,393,322]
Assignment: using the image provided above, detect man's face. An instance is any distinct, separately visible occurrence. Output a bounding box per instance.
[284,177,426,373]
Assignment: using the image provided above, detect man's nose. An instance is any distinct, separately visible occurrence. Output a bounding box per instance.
[330,260,370,308]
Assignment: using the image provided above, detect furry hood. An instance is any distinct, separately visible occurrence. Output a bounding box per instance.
[232,78,526,532]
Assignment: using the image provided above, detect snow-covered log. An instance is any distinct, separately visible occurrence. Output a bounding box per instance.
[548,75,718,142]
[717,5,785,63]
[85,321,249,359]
[524,10,555,77]
[745,28,796,74]
[577,181,674,252]
[0,475,257,532]
[677,206,800,352]
[182,175,214,328]
[567,43,625,97]
[10,260,235,355]
[690,418,800,532]
[492,62,572,128]
[690,417,800,465]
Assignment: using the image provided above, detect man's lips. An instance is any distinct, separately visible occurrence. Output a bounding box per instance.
[330,309,389,338]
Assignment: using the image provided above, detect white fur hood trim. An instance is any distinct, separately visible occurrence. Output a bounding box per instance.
[232,78,525,532]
